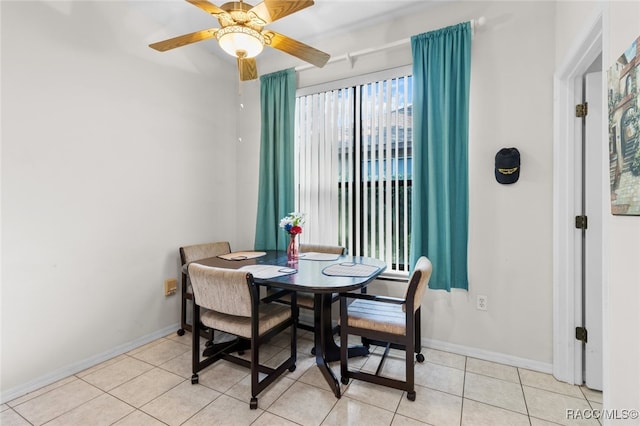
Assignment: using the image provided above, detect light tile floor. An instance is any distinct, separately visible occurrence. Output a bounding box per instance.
[2,330,603,425]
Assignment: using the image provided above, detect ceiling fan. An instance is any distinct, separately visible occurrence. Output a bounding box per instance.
[149,0,330,81]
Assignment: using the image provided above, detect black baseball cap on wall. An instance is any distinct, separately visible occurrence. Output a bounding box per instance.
[495,148,520,184]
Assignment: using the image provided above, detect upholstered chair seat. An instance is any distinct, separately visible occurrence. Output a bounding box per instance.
[342,299,408,335]
[201,303,292,338]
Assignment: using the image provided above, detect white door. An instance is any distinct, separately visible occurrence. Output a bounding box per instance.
[583,71,603,391]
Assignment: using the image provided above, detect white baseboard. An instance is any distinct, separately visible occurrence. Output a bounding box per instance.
[422,337,553,374]
[1,323,180,405]
[310,313,553,375]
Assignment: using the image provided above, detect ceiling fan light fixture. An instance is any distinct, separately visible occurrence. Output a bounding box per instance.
[149,0,330,81]
[217,25,264,58]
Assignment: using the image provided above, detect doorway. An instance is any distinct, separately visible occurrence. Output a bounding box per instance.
[552,11,606,391]
[582,68,604,391]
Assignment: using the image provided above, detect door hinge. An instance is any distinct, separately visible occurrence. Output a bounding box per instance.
[576,326,588,343]
[576,103,588,118]
[575,215,588,230]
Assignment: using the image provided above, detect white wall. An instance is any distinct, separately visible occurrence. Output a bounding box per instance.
[238,1,557,371]
[234,79,262,250]
[1,0,238,400]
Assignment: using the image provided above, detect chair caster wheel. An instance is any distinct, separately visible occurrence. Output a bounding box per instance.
[416,353,425,363]
[177,329,185,336]
[341,377,349,385]
[191,374,199,384]
[250,397,258,410]
[407,391,416,401]
[205,340,213,347]
[288,365,297,372]
[311,347,316,355]
[238,350,245,355]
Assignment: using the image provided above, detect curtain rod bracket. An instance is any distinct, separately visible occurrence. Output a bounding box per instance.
[345,53,354,69]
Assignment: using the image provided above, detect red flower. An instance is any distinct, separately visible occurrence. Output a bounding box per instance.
[290,226,303,235]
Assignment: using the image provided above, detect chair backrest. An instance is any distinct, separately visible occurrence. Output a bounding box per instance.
[188,263,253,317]
[180,241,231,265]
[405,256,433,312]
[299,243,346,255]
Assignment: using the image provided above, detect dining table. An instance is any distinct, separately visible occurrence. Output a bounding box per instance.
[187,249,386,398]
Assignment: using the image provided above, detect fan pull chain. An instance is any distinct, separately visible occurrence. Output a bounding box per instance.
[236,86,244,143]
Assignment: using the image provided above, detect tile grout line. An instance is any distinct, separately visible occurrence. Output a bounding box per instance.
[459,354,468,426]
[516,367,533,425]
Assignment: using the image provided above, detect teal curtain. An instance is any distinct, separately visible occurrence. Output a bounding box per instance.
[410,22,471,291]
[254,68,296,251]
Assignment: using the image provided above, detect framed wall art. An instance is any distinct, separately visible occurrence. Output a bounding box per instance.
[608,35,640,215]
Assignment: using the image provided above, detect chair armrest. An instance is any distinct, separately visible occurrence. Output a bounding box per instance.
[339,292,405,305]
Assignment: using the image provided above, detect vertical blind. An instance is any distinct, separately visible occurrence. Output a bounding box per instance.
[294,72,413,273]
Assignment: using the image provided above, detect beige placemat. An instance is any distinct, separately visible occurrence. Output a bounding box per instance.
[239,264,297,279]
[322,262,380,277]
[218,251,267,261]
[299,252,341,261]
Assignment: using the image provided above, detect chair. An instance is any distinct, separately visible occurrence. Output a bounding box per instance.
[188,263,297,409]
[178,241,232,337]
[266,243,345,333]
[339,256,432,401]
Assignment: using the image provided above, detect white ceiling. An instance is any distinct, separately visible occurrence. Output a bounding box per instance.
[258,0,438,43]
[143,0,440,63]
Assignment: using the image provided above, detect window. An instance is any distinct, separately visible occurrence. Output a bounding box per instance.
[294,68,413,274]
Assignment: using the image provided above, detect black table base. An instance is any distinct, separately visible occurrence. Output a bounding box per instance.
[314,293,369,397]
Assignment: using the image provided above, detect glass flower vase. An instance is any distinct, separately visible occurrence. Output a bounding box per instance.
[287,234,299,263]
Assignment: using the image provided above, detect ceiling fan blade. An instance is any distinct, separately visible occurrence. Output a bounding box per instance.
[248,0,314,25]
[149,28,218,52]
[185,0,228,17]
[238,56,258,81]
[267,32,329,68]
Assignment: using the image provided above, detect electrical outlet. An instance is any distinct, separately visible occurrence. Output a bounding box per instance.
[477,295,488,311]
[164,278,177,296]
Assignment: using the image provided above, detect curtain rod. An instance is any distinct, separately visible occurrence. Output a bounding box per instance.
[295,17,486,72]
